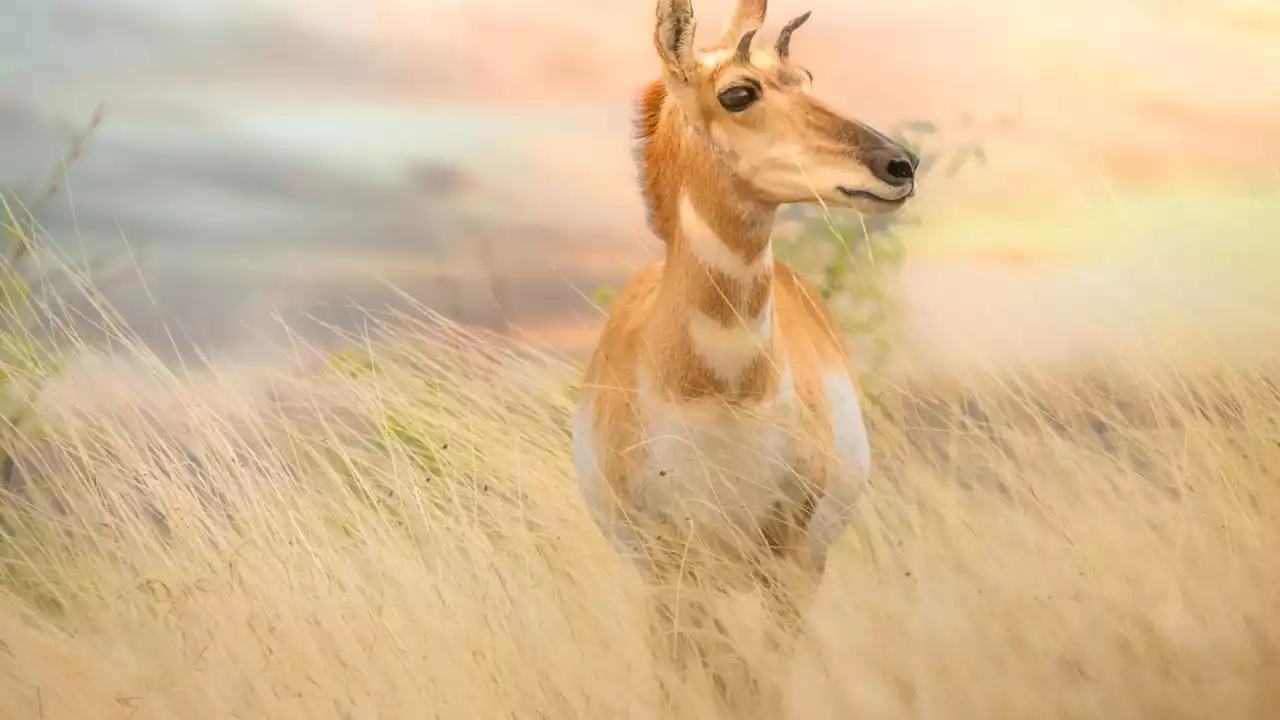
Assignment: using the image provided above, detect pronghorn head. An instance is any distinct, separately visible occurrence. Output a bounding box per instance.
[643,0,918,222]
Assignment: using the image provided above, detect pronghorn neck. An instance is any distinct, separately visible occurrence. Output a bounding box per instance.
[672,151,777,260]
[650,188,782,402]
[632,80,785,400]
[638,100,782,400]
[666,185,777,323]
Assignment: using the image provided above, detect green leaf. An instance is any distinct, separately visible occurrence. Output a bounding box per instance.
[592,285,619,310]
[329,348,379,379]
[903,120,937,134]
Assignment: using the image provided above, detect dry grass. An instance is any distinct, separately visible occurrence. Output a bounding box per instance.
[0,305,1278,719]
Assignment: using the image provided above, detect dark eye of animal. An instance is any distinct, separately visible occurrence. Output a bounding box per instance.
[717,85,758,112]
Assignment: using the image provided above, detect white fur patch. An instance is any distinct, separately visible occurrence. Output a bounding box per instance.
[571,397,604,512]
[629,368,802,544]
[679,196,773,281]
[572,396,645,563]
[805,370,873,572]
[696,48,777,70]
[824,371,873,477]
[697,48,733,68]
[748,51,779,69]
[776,363,798,405]
[686,298,772,388]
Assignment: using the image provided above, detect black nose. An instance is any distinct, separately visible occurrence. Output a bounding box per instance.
[887,158,914,180]
[866,146,918,187]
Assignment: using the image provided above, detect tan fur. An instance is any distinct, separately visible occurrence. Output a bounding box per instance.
[575,0,918,594]
[580,257,850,537]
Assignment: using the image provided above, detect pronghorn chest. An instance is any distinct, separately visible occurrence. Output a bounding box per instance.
[627,368,806,537]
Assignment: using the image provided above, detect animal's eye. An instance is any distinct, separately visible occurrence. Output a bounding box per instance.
[717,85,759,113]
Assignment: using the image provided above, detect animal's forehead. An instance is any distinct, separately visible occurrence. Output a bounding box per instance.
[696,47,780,70]
[697,49,803,88]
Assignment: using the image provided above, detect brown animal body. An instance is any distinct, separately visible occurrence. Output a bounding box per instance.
[572,0,918,618]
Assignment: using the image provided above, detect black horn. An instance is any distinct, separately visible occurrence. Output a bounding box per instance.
[775,10,812,60]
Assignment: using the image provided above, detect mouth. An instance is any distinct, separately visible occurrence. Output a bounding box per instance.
[836,186,914,206]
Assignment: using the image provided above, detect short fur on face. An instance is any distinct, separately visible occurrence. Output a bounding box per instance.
[645,0,917,218]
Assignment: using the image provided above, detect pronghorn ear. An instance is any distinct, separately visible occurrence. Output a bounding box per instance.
[717,0,767,50]
[654,0,698,84]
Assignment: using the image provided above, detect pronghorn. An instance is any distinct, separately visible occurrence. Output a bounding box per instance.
[572,0,918,618]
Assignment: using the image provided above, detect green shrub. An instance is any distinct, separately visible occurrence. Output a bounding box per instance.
[776,120,985,395]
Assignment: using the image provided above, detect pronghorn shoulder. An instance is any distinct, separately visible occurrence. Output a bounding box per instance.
[576,261,668,495]
[772,260,855,375]
[582,260,666,390]
[772,260,873,488]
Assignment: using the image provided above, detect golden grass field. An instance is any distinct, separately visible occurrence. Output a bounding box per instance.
[1,283,1279,718]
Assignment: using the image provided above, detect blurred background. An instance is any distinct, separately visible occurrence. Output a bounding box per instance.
[6,0,1280,376]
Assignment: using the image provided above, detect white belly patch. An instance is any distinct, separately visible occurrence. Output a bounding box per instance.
[628,368,803,541]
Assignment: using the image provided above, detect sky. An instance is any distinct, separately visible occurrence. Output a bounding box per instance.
[4,0,1280,365]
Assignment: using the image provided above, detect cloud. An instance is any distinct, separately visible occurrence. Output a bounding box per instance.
[15,0,659,110]
[22,135,471,256]
[14,2,457,108]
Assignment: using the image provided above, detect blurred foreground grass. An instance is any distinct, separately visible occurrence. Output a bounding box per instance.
[1,294,1279,718]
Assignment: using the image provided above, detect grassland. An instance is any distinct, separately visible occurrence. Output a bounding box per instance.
[5,0,1278,714]
[0,279,1278,719]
